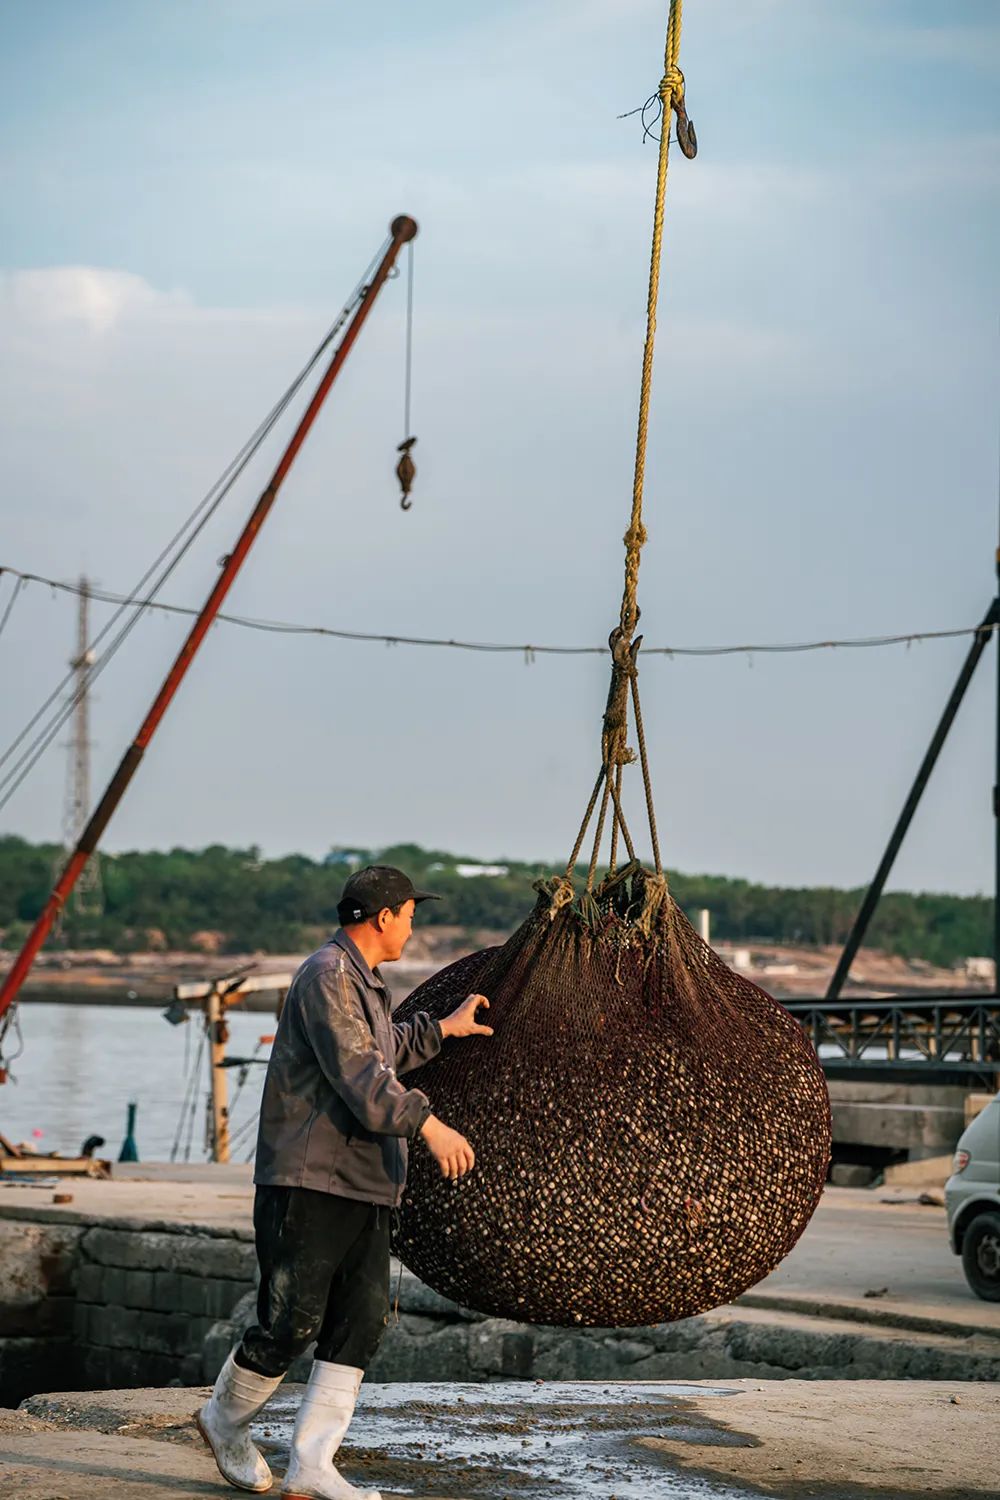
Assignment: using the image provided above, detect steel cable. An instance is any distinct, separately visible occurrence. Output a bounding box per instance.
[0,573,26,645]
[0,241,390,813]
[2,564,989,661]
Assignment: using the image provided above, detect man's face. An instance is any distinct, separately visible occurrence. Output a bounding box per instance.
[378,898,415,961]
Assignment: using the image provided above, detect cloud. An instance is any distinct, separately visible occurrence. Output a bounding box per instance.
[0,266,192,333]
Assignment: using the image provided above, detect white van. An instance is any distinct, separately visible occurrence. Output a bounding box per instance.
[945,1091,1000,1301]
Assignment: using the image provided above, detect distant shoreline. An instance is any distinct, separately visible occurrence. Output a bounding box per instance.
[5,936,992,1007]
[19,987,282,1011]
[13,955,442,1010]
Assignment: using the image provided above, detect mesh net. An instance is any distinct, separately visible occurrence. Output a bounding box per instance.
[392,870,831,1328]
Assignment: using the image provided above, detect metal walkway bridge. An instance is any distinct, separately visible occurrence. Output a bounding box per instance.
[784,993,1000,1086]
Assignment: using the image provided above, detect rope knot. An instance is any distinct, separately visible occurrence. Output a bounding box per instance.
[609,626,637,674]
[602,627,639,773]
[535,875,575,921]
[636,871,669,938]
[658,65,685,103]
[660,63,697,159]
[623,520,648,555]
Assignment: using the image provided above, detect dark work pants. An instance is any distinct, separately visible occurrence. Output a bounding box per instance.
[236,1186,391,1378]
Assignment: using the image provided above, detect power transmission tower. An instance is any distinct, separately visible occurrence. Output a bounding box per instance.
[62,577,103,921]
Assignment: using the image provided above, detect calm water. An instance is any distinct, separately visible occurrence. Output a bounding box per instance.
[3,1002,276,1162]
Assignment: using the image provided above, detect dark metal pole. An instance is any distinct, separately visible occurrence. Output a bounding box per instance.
[0,215,418,1027]
[826,600,998,1000]
[995,547,1000,982]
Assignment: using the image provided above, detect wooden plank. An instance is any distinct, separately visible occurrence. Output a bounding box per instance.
[0,1154,111,1177]
[174,972,294,1002]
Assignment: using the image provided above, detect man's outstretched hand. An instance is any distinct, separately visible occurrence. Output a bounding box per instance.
[419,996,491,1180]
[420,1115,475,1179]
[439,993,494,1040]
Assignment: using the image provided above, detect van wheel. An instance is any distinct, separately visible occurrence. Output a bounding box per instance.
[962,1211,1000,1301]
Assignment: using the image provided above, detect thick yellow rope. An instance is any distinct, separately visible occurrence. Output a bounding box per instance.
[621,0,687,641]
[608,0,690,885]
[561,0,691,901]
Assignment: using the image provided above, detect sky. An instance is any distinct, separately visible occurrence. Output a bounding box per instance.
[0,0,998,896]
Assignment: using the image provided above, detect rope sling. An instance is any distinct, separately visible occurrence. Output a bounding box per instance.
[392,1,831,1328]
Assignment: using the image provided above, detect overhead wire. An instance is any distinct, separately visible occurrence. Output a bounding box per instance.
[0,570,25,642]
[404,239,414,440]
[225,1034,269,1157]
[0,563,993,663]
[228,1107,263,1163]
[0,1005,24,1083]
[0,237,391,815]
[0,573,25,644]
[0,262,382,804]
[170,1023,206,1164]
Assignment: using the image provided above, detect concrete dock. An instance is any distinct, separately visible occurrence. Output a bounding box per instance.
[4,1377,998,1498]
[3,1167,998,1495]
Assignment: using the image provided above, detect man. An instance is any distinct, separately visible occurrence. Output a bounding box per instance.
[198,865,493,1500]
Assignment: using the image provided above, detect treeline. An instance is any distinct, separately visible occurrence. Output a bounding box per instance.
[0,835,990,968]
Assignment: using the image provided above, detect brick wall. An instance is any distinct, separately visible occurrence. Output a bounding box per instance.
[0,1212,254,1404]
[73,1226,256,1389]
[0,1219,85,1405]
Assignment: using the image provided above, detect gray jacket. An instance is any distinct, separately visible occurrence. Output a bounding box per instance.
[253,930,442,1206]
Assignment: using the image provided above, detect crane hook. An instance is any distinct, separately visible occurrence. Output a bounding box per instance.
[396,436,417,511]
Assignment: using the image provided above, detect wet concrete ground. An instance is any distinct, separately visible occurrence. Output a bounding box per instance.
[263,1381,749,1499]
[9,1379,999,1500]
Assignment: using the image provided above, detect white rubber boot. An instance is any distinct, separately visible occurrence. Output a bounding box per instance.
[281,1361,380,1500]
[197,1349,284,1493]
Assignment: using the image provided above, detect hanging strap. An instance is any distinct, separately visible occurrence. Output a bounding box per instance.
[561,0,693,902]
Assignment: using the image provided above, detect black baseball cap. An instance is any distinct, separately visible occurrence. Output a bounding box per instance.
[337,865,441,924]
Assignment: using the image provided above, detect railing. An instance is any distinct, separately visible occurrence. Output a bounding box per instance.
[783,993,1000,1081]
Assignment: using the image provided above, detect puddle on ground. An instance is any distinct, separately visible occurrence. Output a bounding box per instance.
[258,1381,754,1499]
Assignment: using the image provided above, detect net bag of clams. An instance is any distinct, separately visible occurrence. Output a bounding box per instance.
[392,2,830,1328]
[392,867,831,1327]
